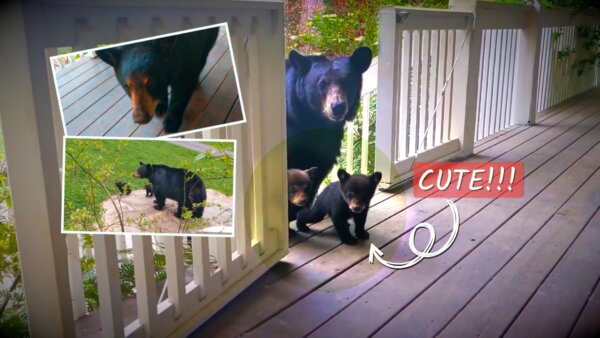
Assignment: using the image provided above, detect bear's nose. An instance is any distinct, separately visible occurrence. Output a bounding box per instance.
[331,101,347,117]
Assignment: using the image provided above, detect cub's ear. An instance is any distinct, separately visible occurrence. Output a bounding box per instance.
[337,169,351,183]
[139,161,145,166]
[95,48,121,67]
[289,50,311,76]
[306,167,319,179]
[370,171,382,185]
[350,46,372,74]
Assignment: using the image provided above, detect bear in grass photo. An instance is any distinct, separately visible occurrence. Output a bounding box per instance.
[133,162,207,219]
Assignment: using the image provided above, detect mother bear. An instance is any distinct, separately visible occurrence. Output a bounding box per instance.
[286,46,372,222]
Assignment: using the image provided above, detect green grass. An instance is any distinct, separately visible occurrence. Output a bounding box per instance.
[200,141,235,152]
[64,139,234,229]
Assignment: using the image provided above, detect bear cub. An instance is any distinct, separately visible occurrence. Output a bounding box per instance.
[287,167,318,221]
[96,27,219,133]
[296,169,382,245]
[133,162,207,219]
[144,183,153,198]
[114,180,131,195]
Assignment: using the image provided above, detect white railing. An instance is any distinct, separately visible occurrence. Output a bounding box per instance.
[376,7,472,187]
[536,24,600,112]
[375,1,600,188]
[0,1,287,338]
[475,28,519,141]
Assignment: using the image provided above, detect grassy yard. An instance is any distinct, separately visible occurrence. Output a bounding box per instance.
[63,138,234,229]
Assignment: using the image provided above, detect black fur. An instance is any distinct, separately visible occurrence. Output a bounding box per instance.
[96,28,219,133]
[296,169,381,245]
[133,162,206,218]
[286,47,372,222]
[287,167,318,221]
[144,183,153,198]
[114,180,131,195]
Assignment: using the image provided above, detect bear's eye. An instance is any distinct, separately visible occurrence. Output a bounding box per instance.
[318,79,328,91]
[346,192,354,199]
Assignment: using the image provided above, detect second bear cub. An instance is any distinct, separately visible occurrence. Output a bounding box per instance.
[296,169,381,245]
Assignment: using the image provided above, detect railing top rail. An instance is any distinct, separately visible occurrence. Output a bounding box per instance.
[475,1,532,13]
[538,6,600,27]
[382,6,472,30]
[475,1,533,30]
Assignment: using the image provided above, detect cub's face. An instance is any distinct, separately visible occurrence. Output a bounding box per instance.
[288,47,372,123]
[288,167,318,207]
[133,162,152,179]
[96,39,172,124]
[337,169,382,213]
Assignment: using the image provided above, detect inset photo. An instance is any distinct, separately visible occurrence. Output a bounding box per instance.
[51,22,245,138]
[62,137,236,236]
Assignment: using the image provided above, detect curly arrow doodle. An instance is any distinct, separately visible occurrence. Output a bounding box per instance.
[369,199,460,269]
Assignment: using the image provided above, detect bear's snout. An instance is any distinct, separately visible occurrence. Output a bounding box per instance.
[331,101,347,118]
[291,194,308,207]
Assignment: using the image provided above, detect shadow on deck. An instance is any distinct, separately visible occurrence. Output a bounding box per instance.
[193,89,600,338]
[54,29,243,138]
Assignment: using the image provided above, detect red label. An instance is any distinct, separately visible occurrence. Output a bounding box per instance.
[413,162,524,198]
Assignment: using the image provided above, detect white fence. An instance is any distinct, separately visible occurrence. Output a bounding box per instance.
[375,1,600,188]
[0,1,287,337]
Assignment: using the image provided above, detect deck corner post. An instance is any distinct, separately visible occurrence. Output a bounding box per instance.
[448,1,476,157]
[459,15,482,157]
[512,3,542,126]
[375,7,401,186]
[0,1,76,337]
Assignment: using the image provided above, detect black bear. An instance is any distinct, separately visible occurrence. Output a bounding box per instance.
[287,167,318,221]
[296,169,382,245]
[133,162,207,218]
[286,46,372,222]
[96,27,219,133]
[114,180,131,195]
[144,183,153,198]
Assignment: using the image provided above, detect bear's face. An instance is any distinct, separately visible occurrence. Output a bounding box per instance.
[337,169,382,213]
[133,162,153,179]
[96,39,172,124]
[288,47,372,123]
[288,167,318,207]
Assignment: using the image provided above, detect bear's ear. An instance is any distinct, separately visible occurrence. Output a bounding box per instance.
[337,169,351,183]
[289,50,311,76]
[139,161,144,165]
[154,36,177,56]
[350,46,372,74]
[306,167,319,179]
[370,171,382,185]
[96,48,121,67]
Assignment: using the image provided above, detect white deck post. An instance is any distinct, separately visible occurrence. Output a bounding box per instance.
[375,7,401,186]
[461,13,482,155]
[512,3,541,125]
[449,0,477,156]
[0,2,75,337]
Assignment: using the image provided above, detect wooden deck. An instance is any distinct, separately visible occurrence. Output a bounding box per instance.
[193,89,600,338]
[55,29,243,137]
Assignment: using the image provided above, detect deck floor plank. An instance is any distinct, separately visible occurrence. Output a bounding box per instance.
[438,170,600,338]
[243,98,600,338]
[504,209,600,338]
[193,92,600,338]
[372,140,600,338]
[569,270,600,338]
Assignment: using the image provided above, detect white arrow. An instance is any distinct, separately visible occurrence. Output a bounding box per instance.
[369,199,460,270]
